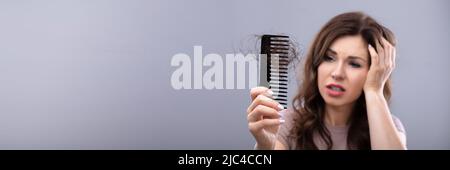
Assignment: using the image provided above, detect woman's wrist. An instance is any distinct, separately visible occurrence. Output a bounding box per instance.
[364,89,384,99]
[254,135,276,150]
[254,143,273,150]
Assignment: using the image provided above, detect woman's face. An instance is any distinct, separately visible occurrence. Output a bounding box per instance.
[317,35,370,107]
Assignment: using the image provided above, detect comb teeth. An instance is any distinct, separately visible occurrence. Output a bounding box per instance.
[259,35,289,108]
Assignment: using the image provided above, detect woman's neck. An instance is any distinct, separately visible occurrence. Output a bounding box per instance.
[324,103,354,127]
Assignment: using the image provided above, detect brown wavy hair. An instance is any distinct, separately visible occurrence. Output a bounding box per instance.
[291,11,396,150]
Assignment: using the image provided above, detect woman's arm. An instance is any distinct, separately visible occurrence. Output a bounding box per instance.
[365,91,406,149]
[364,38,406,150]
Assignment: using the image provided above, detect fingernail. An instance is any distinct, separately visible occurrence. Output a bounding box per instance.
[267,90,274,96]
[279,119,286,124]
[277,104,284,110]
[278,112,283,117]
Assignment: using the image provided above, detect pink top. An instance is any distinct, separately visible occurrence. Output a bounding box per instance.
[276,109,406,150]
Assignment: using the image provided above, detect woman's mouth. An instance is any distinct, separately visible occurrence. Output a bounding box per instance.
[325,83,346,97]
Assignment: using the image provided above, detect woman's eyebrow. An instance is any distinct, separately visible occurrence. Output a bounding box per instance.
[327,48,337,55]
[348,56,367,63]
[328,48,367,62]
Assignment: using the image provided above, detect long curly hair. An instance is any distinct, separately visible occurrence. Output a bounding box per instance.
[291,11,396,150]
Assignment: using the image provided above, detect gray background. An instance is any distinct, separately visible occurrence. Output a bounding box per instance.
[0,0,448,149]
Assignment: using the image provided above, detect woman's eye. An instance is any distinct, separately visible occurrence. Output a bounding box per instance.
[349,62,361,68]
[324,55,334,62]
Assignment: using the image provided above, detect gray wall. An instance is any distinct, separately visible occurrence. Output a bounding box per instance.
[0,0,448,149]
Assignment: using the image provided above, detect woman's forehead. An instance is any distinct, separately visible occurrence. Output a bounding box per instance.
[328,35,369,60]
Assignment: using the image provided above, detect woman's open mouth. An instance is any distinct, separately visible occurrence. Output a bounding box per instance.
[325,83,346,97]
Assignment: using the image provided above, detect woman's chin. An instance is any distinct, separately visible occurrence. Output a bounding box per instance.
[323,96,351,107]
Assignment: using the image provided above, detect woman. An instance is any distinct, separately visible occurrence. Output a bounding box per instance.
[246,11,407,150]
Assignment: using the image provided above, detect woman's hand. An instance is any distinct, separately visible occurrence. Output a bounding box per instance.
[364,37,407,149]
[247,87,285,150]
[364,37,396,94]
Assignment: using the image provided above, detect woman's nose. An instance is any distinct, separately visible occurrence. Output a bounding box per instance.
[331,63,345,80]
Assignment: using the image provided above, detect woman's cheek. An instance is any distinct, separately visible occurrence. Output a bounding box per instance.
[347,70,367,95]
[317,64,329,87]
[353,71,368,92]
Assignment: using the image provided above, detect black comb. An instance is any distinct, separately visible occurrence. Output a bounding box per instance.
[259,35,289,108]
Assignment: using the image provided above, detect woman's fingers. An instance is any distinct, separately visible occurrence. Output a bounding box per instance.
[368,44,379,68]
[370,37,396,70]
[377,38,387,68]
[247,94,283,114]
[250,87,273,101]
[375,38,384,56]
[381,37,395,70]
[381,38,390,67]
[248,118,284,133]
[365,37,396,92]
[247,104,282,122]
